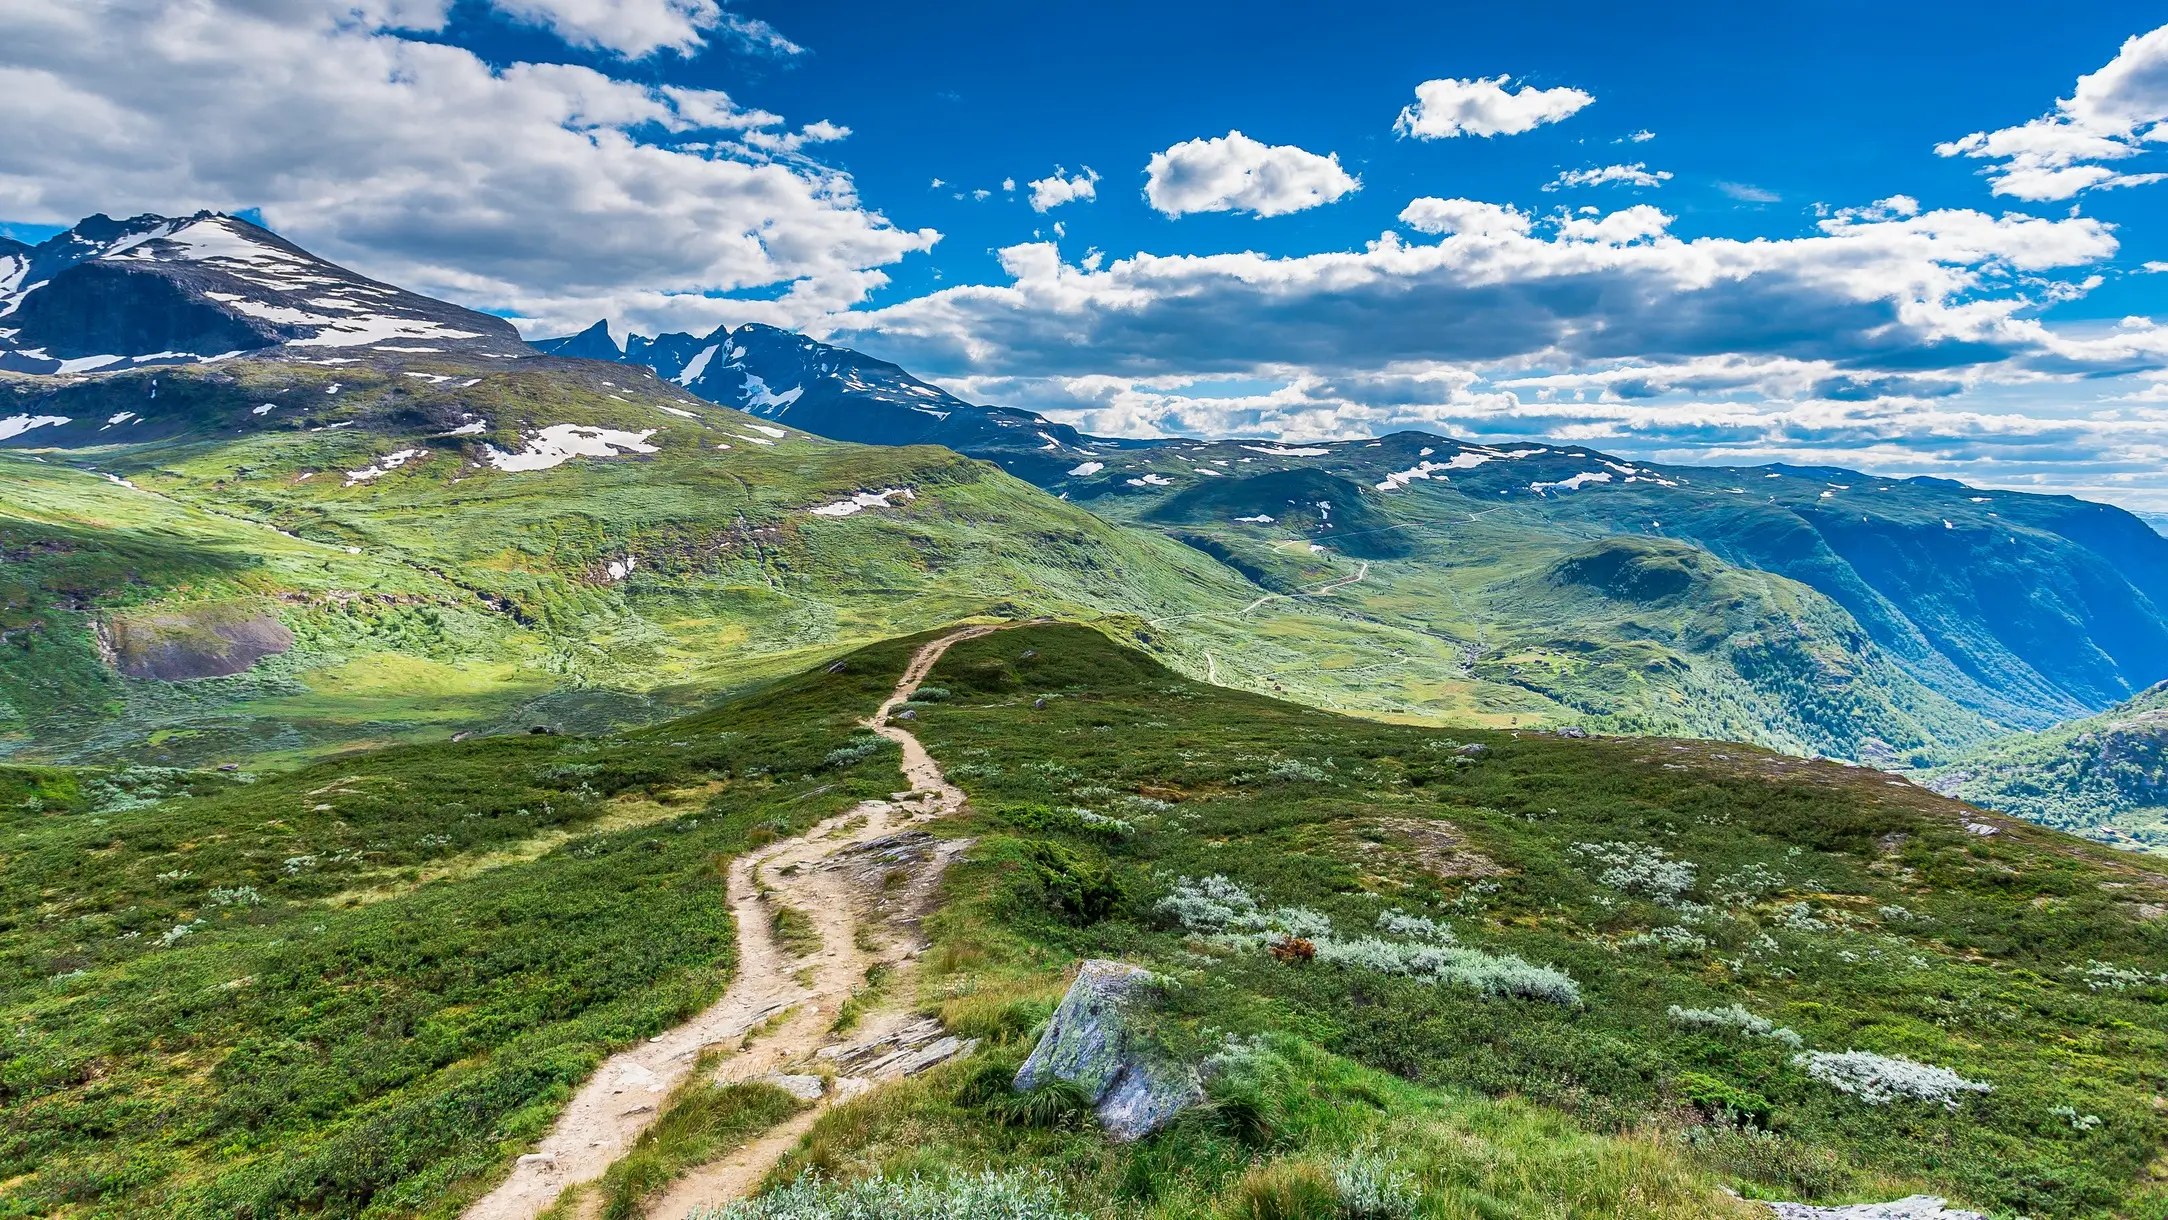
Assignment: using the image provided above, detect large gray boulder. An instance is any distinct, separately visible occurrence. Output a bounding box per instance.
[1766,1199,1986,1220]
[1013,959,1202,1141]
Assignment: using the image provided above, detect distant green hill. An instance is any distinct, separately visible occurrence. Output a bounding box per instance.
[1047,433,2168,738]
[1922,681,2168,851]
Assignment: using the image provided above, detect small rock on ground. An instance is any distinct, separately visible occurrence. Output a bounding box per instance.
[755,1073,826,1102]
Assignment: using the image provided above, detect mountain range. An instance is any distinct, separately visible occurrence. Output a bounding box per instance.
[8,211,2168,1220]
[7,211,2168,833]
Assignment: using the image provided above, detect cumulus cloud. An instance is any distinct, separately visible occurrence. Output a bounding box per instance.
[836,199,2135,383]
[1143,131,1359,218]
[1397,198,1530,236]
[1028,167,1100,212]
[1545,163,1674,191]
[489,0,800,58]
[0,0,933,336]
[833,174,2168,505]
[1394,76,1594,139]
[1937,22,2168,200]
[834,192,2168,500]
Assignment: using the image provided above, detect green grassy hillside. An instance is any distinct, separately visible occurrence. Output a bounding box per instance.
[4,357,2023,771]
[1053,432,2168,739]
[1921,682,2168,852]
[0,359,1268,764]
[5,625,2164,1218]
[811,625,2168,1219]
[1097,469,1990,763]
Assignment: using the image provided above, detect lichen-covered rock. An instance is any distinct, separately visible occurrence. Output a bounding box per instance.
[1766,1198,1986,1220]
[1013,959,1202,1140]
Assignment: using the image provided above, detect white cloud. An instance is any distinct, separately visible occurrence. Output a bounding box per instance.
[1937,22,2168,200]
[1545,163,1673,191]
[836,198,2142,392]
[1717,181,1781,203]
[0,0,934,337]
[1394,75,1594,139]
[875,201,2168,505]
[1623,129,1655,143]
[485,0,789,58]
[1143,131,1359,218]
[1397,197,1530,236]
[1028,167,1100,212]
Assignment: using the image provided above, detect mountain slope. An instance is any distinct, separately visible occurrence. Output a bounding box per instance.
[8,218,2165,777]
[1054,430,2168,735]
[578,323,2168,737]
[0,355,1263,763]
[0,212,527,373]
[535,319,1124,479]
[1923,681,2168,850]
[5,624,2165,1218]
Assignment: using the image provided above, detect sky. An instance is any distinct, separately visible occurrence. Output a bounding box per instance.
[4,1,2168,508]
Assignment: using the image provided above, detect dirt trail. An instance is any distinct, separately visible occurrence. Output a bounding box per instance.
[462,625,1006,1220]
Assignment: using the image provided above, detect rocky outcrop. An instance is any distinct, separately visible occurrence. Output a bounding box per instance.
[1766,1197,1986,1219]
[102,602,294,681]
[1013,959,1202,1141]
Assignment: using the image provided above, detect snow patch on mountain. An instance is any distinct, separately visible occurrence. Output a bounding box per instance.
[484,425,658,472]
[676,344,719,385]
[0,414,69,441]
[1067,461,1105,476]
[743,373,804,410]
[1376,460,1458,491]
[805,487,916,517]
[1531,472,1612,494]
[345,448,427,485]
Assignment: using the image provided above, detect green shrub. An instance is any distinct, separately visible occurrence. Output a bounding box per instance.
[1675,1071,1773,1128]
[1016,840,1122,926]
[693,1170,1084,1219]
[1220,1159,1339,1220]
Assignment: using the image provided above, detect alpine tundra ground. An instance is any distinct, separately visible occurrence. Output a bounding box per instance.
[3,623,2164,1218]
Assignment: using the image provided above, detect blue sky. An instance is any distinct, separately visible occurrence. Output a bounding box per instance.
[683,0,2168,314]
[4,1,2168,506]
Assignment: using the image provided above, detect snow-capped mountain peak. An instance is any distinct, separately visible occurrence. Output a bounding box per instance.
[0,211,527,374]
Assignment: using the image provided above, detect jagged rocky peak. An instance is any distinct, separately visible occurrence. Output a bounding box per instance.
[0,210,528,373]
[534,316,1087,453]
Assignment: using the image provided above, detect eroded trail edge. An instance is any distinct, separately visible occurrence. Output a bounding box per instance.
[463,625,1006,1220]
